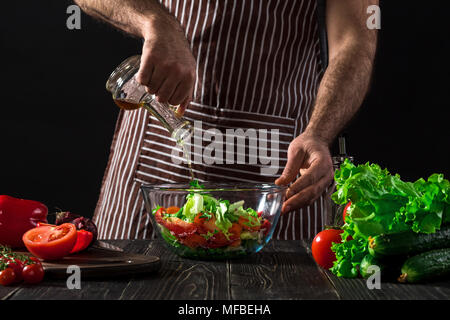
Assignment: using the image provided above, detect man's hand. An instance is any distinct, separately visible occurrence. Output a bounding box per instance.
[136,18,196,115]
[74,0,196,115]
[275,133,334,214]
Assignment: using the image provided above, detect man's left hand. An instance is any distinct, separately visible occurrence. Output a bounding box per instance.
[275,133,334,214]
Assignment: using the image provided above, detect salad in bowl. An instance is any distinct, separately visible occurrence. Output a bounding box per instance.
[141,181,286,259]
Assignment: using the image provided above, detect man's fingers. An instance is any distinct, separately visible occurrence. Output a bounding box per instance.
[169,76,195,106]
[176,96,191,116]
[156,76,180,103]
[145,65,165,94]
[136,44,154,86]
[275,148,306,186]
[281,173,334,214]
[285,157,332,199]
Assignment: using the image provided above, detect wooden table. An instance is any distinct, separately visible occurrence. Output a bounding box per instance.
[1,240,449,300]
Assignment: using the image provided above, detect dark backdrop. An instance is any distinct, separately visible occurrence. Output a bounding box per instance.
[1,1,449,219]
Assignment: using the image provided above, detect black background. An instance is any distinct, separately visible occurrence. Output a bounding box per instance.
[1,1,449,219]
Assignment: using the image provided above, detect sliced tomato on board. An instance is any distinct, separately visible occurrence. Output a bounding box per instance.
[36,222,94,254]
[22,223,78,260]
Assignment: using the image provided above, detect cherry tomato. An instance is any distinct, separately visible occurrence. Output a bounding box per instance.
[0,268,16,286]
[343,202,352,222]
[29,256,42,266]
[311,229,344,269]
[22,263,45,284]
[22,223,78,260]
[5,259,23,283]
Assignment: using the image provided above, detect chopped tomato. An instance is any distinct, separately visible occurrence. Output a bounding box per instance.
[228,223,242,241]
[238,215,261,232]
[261,219,272,236]
[155,207,197,237]
[22,223,78,260]
[229,239,242,247]
[166,206,181,215]
[179,233,207,248]
[205,232,230,248]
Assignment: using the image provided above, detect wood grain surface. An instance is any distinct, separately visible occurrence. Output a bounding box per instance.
[1,240,449,300]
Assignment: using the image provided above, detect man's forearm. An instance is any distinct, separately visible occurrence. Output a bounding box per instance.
[74,0,180,39]
[304,38,376,145]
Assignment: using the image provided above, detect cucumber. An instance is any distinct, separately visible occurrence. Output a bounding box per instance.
[368,225,450,258]
[360,254,402,280]
[360,254,384,278]
[398,248,450,283]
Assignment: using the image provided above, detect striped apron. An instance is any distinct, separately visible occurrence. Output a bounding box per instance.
[94,0,326,240]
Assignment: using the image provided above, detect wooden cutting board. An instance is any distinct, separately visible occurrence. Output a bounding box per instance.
[21,246,161,279]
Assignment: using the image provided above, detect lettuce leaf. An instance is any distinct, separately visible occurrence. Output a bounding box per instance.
[330,160,450,278]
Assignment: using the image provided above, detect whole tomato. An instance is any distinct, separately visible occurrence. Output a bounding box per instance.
[22,262,45,284]
[0,268,16,286]
[0,195,48,248]
[311,229,344,269]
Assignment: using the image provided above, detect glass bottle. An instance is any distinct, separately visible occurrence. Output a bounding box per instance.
[105,55,193,143]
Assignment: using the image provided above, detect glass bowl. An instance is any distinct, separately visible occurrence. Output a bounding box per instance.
[141,183,286,260]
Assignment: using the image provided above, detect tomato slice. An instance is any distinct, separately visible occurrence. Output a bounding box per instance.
[22,223,78,260]
[166,206,181,215]
[238,215,261,232]
[155,207,197,237]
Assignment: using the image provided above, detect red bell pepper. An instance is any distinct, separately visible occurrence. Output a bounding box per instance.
[70,230,94,254]
[0,195,48,248]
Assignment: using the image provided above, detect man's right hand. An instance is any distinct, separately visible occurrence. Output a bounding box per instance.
[136,16,196,115]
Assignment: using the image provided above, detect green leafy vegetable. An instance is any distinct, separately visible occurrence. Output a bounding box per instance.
[330,160,450,278]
